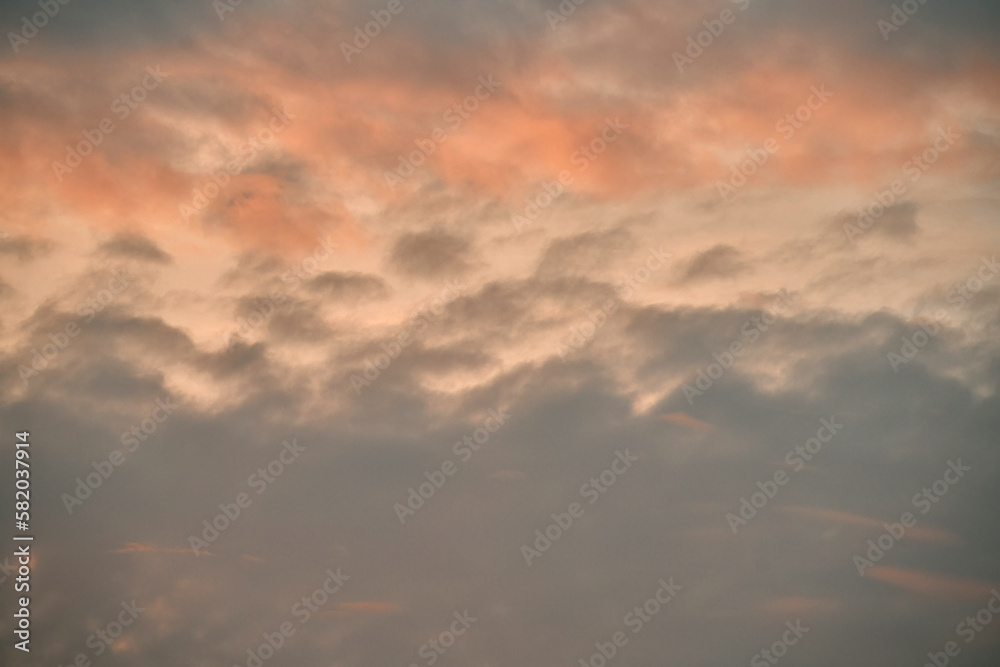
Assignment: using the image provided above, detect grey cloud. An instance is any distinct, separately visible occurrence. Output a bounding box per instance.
[0,234,56,262]
[97,234,172,264]
[678,244,748,282]
[306,271,391,302]
[389,228,474,279]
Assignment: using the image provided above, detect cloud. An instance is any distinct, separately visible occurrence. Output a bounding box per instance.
[306,271,391,302]
[867,567,999,598]
[97,234,172,264]
[108,542,197,555]
[388,228,475,279]
[0,234,56,261]
[677,244,748,282]
[1,1,999,665]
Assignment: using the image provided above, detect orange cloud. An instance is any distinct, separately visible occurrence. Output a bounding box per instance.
[778,506,962,543]
[335,601,402,614]
[657,412,714,432]
[109,542,197,555]
[867,567,999,599]
[763,596,842,615]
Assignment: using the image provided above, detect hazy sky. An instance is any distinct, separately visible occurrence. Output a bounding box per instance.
[1,0,999,665]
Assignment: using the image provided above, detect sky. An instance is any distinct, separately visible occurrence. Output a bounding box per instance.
[1,0,999,665]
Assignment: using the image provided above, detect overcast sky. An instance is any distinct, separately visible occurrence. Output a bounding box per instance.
[1,0,1000,665]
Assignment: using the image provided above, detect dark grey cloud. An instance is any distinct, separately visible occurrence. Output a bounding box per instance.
[388,228,474,279]
[534,228,635,278]
[97,234,172,264]
[218,252,287,288]
[0,233,56,262]
[678,244,748,282]
[3,291,999,666]
[306,271,391,302]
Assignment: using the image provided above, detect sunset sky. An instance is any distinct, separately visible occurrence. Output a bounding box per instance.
[1,0,1000,665]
